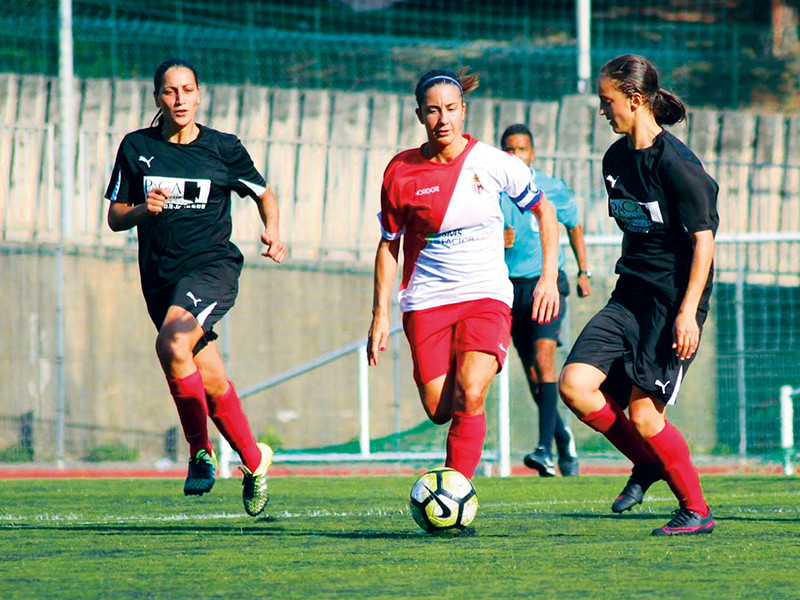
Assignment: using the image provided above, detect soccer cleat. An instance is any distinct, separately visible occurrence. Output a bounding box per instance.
[555,426,579,476]
[611,463,663,513]
[651,508,715,536]
[523,446,556,477]
[557,455,580,477]
[240,442,273,516]
[184,448,216,496]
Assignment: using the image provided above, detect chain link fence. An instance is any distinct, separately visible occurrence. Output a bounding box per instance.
[0,0,793,109]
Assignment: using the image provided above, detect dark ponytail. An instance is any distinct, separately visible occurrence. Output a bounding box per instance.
[150,58,199,128]
[600,54,685,126]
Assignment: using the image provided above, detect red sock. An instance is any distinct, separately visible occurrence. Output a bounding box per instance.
[207,380,261,472]
[579,401,658,465]
[645,421,709,516]
[445,411,486,479]
[167,370,211,458]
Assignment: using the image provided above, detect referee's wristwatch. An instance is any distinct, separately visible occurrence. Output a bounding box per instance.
[578,269,592,278]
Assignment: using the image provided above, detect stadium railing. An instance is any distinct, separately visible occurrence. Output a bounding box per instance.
[779,384,799,475]
[217,325,510,478]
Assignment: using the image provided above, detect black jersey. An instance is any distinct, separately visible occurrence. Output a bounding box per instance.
[602,130,719,307]
[105,125,266,292]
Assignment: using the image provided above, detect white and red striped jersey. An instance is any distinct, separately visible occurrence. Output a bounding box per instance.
[379,135,543,312]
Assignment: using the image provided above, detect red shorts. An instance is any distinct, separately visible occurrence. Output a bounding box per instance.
[402,298,512,386]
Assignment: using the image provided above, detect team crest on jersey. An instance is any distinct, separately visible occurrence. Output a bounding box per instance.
[609,197,664,233]
[143,176,211,210]
[472,174,484,195]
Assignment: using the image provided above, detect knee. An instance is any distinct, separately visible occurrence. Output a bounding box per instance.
[155,329,193,367]
[558,369,583,408]
[628,410,663,439]
[456,381,486,414]
[428,412,451,426]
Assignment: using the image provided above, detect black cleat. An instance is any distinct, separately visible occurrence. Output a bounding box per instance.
[652,508,715,536]
[523,446,556,477]
[611,463,662,513]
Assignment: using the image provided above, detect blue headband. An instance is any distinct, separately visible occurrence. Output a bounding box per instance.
[419,74,462,92]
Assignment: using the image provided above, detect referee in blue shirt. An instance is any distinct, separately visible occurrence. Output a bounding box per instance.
[500,124,591,477]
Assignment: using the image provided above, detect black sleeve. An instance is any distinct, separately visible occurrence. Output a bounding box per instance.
[104,139,134,204]
[662,154,719,234]
[226,137,267,200]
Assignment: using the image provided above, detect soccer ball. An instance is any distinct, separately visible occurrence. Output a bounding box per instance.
[409,467,478,534]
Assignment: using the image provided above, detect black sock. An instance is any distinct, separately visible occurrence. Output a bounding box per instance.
[535,382,559,453]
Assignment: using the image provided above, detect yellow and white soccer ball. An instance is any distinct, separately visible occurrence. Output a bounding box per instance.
[409,467,478,534]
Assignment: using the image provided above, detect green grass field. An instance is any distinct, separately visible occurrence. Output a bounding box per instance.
[1,474,799,599]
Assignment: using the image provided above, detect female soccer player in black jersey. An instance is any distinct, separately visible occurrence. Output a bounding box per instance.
[105,59,286,517]
[559,54,719,536]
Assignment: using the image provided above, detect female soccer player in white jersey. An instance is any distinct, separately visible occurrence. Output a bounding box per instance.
[105,58,286,517]
[559,54,719,536]
[367,68,560,479]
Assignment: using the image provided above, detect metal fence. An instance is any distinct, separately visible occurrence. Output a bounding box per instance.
[0,0,788,109]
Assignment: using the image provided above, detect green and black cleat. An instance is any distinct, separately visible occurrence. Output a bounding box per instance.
[183,448,216,496]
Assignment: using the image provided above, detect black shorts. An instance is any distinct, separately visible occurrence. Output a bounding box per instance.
[510,270,570,366]
[565,288,707,407]
[143,260,241,355]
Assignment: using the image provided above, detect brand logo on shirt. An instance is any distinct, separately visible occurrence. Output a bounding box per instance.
[186,291,202,307]
[606,175,619,188]
[143,176,211,210]
[138,155,155,168]
[415,185,439,197]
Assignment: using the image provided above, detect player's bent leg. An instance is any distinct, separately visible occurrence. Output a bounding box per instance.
[196,344,262,472]
[418,373,454,425]
[158,313,215,496]
[444,351,497,479]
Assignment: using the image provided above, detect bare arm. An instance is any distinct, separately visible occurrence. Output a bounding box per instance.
[567,223,591,297]
[367,237,400,366]
[530,197,560,323]
[673,229,715,360]
[107,187,169,231]
[254,185,286,263]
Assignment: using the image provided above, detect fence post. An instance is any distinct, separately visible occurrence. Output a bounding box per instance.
[735,238,748,457]
[497,367,511,477]
[358,342,370,458]
[780,385,795,476]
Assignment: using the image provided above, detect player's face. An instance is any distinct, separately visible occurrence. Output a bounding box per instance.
[598,75,634,135]
[416,84,466,150]
[155,66,200,130]
[503,133,533,165]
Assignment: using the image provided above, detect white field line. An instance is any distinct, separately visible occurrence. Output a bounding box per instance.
[1,491,799,525]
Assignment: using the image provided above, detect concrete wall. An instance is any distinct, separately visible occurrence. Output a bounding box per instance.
[1,73,798,461]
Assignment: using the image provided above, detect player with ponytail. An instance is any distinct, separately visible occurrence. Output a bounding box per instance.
[559,54,719,536]
[368,67,560,480]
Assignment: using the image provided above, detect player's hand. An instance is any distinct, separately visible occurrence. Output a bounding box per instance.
[260,230,287,263]
[673,309,700,361]
[145,188,169,215]
[531,275,560,324]
[367,312,390,366]
[503,225,515,249]
[577,273,592,298]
